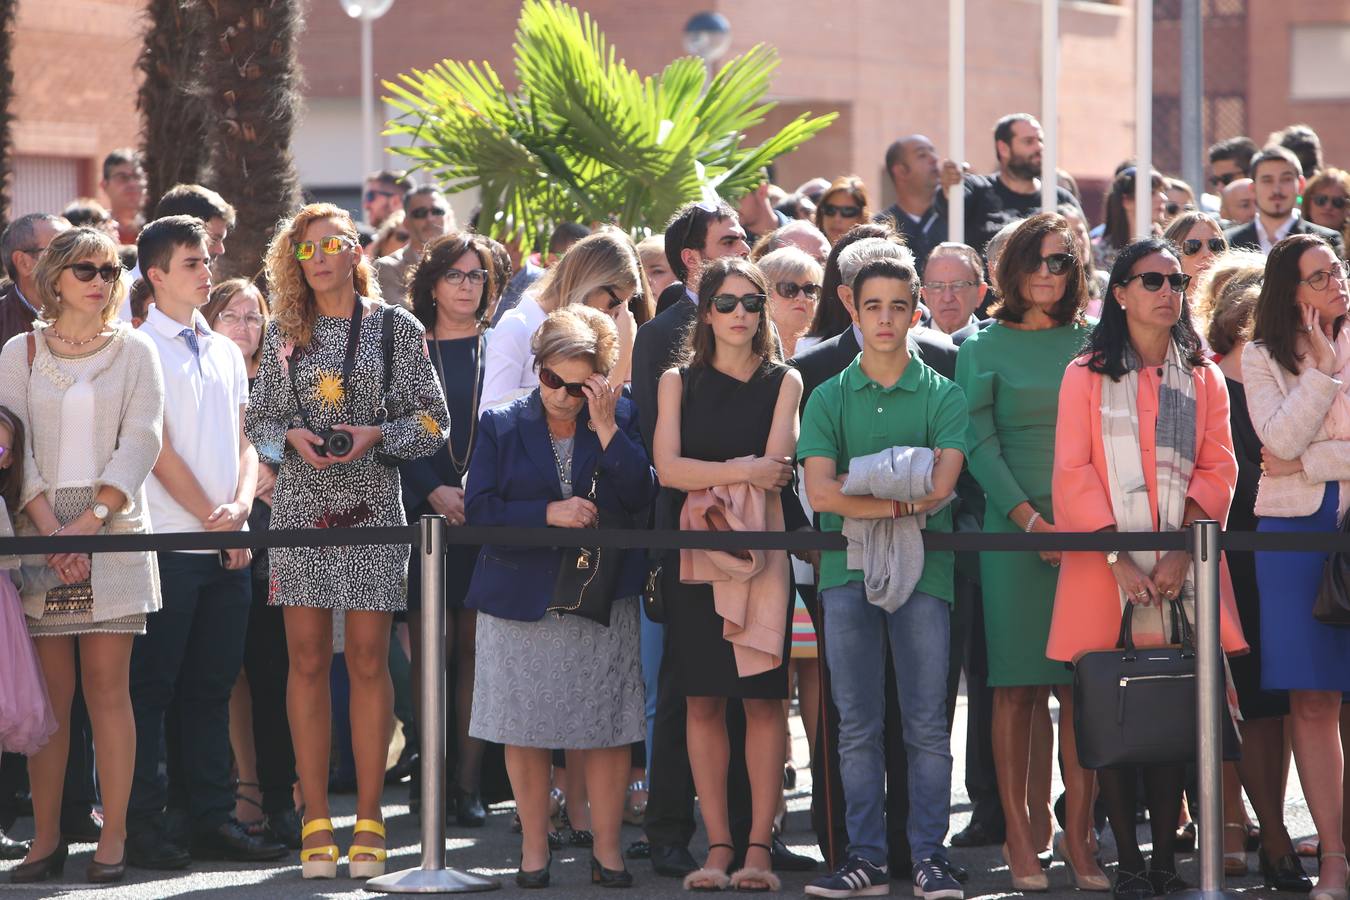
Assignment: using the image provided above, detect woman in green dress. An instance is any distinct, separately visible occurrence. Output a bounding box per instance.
[955,213,1105,893]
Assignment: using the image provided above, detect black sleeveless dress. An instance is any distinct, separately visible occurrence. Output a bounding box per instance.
[663,362,793,700]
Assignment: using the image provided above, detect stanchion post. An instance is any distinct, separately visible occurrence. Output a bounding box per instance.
[367,515,500,894]
[1176,520,1241,899]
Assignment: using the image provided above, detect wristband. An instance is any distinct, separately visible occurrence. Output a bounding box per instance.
[892,500,901,519]
[1025,511,1041,533]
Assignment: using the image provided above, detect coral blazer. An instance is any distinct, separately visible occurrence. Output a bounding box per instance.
[1047,357,1248,662]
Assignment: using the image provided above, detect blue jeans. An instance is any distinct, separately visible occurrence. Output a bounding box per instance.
[640,606,664,767]
[821,582,952,865]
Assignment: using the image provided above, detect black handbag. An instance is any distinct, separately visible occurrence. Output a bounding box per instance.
[1314,507,1350,626]
[548,474,622,626]
[641,551,666,624]
[1073,598,1238,769]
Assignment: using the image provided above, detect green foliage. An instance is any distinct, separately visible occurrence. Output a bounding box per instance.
[384,0,835,249]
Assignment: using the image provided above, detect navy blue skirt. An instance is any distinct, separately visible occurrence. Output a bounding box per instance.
[1256,482,1350,692]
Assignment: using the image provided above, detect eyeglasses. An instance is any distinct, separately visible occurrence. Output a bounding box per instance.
[603,285,640,310]
[923,279,980,294]
[443,268,488,285]
[1036,253,1075,276]
[1300,262,1348,291]
[820,204,862,218]
[108,171,145,185]
[539,367,587,398]
[364,189,399,203]
[710,292,767,314]
[773,281,820,300]
[1122,271,1191,293]
[408,206,447,220]
[1313,195,1349,210]
[217,310,265,328]
[63,262,123,283]
[294,235,354,261]
[1208,171,1240,188]
[1181,237,1226,256]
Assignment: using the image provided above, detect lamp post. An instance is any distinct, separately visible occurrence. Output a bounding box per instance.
[341,0,396,186]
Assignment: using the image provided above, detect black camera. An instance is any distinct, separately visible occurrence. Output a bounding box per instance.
[315,428,354,458]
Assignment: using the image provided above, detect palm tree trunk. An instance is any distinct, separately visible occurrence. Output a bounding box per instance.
[0,0,18,233]
[200,0,304,282]
[137,0,211,212]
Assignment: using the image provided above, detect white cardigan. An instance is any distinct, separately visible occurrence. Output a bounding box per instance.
[0,323,165,621]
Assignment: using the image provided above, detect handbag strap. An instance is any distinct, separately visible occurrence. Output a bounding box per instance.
[1117,598,1195,657]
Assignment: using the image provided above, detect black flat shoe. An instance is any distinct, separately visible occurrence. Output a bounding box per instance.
[1112,869,1153,900]
[625,839,651,860]
[87,854,126,884]
[8,842,67,884]
[126,828,192,870]
[650,844,698,878]
[1260,848,1314,892]
[190,820,287,862]
[516,851,552,889]
[591,856,634,888]
[769,835,817,872]
[949,820,1005,848]
[455,789,487,827]
[263,807,303,850]
[1148,868,1190,895]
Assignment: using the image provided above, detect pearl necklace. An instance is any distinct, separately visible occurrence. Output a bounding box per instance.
[47,326,108,348]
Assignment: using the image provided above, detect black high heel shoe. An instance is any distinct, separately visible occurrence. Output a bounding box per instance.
[1260,847,1314,893]
[517,851,553,889]
[8,842,68,884]
[591,856,634,888]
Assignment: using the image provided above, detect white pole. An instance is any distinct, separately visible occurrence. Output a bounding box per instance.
[1040,0,1058,212]
[361,14,375,183]
[947,0,965,244]
[1135,0,1153,240]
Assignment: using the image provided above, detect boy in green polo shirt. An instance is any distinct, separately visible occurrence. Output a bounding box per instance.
[800,245,968,900]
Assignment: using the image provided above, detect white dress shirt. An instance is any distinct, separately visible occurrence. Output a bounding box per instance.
[481,293,547,409]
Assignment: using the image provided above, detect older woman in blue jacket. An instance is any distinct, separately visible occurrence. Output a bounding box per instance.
[465,305,656,889]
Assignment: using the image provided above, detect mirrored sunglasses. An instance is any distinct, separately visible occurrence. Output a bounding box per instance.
[1181,238,1226,256]
[294,235,353,261]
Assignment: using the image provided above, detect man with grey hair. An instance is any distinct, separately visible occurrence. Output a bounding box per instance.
[0,213,71,347]
[375,184,453,307]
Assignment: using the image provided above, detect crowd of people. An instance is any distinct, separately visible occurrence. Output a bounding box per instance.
[0,110,1349,900]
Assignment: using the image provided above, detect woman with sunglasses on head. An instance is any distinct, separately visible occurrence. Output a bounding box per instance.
[1050,237,1245,898]
[814,176,871,246]
[954,212,1103,893]
[1302,169,1350,249]
[1244,233,1350,900]
[0,227,165,884]
[244,203,449,881]
[759,246,823,359]
[482,229,649,409]
[653,257,802,892]
[1093,167,1168,273]
[1164,211,1229,283]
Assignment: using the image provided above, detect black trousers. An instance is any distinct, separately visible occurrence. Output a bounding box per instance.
[242,579,296,816]
[958,573,1003,832]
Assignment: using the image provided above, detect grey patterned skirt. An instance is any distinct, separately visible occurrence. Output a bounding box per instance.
[469,596,645,749]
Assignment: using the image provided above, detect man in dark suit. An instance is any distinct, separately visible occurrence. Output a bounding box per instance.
[1225,145,1345,258]
[0,214,69,348]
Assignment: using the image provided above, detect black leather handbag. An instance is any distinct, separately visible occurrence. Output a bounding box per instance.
[1314,508,1350,626]
[641,551,667,624]
[1073,598,1238,769]
[548,475,621,626]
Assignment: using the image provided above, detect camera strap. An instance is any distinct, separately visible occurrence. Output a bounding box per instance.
[287,295,365,431]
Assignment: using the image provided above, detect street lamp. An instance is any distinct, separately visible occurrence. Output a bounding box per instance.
[341,0,396,188]
[683,11,731,68]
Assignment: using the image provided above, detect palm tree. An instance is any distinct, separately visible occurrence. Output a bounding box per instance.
[0,0,17,233]
[384,0,835,250]
[198,0,304,281]
[137,0,211,212]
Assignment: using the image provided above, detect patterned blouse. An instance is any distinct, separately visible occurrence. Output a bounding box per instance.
[244,299,449,611]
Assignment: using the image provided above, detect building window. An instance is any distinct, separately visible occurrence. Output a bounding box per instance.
[1290,25,1350,101]
[11,156,82,219]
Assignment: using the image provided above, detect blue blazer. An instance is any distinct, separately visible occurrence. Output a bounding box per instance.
[463,390,657,621]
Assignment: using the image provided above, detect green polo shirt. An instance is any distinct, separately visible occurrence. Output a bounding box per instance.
[798,354,970,603]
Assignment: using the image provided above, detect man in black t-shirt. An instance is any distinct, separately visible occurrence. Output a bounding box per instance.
[937,113,1079,259]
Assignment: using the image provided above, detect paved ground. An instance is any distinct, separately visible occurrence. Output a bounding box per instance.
[0,693,1316,898]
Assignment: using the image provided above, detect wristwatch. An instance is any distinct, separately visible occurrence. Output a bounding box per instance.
[91,503,110,522]
[1105,550,1120,567]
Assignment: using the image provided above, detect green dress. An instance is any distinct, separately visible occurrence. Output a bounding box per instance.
[955,321,1091,686]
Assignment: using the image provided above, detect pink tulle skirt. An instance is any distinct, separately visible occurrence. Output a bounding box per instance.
[0,576,56,754]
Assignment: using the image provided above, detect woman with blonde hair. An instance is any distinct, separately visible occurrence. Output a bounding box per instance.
[244,202,449,880]
[482,229,649,408]
[0,227,165,884]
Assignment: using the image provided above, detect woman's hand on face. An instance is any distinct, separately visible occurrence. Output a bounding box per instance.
[1149,549,1192,603]
[582,375,619,439]
[428,485,466,525]
[546,497,599,529]
[1261,446,1304,478]
[1302,303,1339,375]
[1110,555,1161,605]
[745,456,793,491]
[287,428,333,470]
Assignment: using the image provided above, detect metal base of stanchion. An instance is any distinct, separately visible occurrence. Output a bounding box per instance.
[1171,890,1244,899]
[365,866,501,894]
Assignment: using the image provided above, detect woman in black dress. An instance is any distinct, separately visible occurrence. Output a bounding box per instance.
[652,258,803,891]
[402,233,495,826]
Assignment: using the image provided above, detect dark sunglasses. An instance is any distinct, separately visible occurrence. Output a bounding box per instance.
[1036,253,1075,275]
[774,281,820,300]
[603,285,640,311]
[364,189,399,203]
[408,206,447,219]
[63,262,123,283]
[821,204,862,218]
[1181,237,1226,256]
[539,367,587,398]
[1122,271,1191,292]
[1313,195,1349,210]
[1208,171,1240,188]
[710,292,767,314]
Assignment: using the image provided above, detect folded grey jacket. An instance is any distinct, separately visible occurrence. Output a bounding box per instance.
[840,446,953,613]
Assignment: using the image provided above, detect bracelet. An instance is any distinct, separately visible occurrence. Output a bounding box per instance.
[47,526,62,537]
[892,499,901,519]
[1025,511,1042,533]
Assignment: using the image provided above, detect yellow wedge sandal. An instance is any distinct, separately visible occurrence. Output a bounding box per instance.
[348,818,388,879]
[300,818,338,879]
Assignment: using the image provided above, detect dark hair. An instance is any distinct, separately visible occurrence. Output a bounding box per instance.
[1252,233,1346,375]
[62,198,111,229]
[1103,167,1164,249]
[992,213,1088,326]
[154,183,237,228]
[0,213,67,280]
[813,175,871,236]
[128,278,153,321]
[101,148,142,183]
[548,222,591,256]
[993,113,1038,160]
[808,222,902,337]
[664,200,737,282]
[366,169,413,192]
[1208,136,1259,173]
[0,405,27,515]
[851,258,917,302]
[137,215,209,288]
[408,232,496,330]
[1270,124,1322,176]
[481,236,513,303]
[1249,145,1303,181]
[685,257,777,369]
[1084,237,1205,380]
